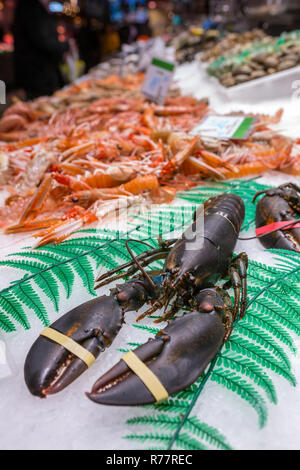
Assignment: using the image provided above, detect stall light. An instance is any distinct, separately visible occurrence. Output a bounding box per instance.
[0,2,3,11]
[149,1,156,9]
[63,1,80,16]
[3,33,14,45]
[74,16,82,26]
[49,2,64,13]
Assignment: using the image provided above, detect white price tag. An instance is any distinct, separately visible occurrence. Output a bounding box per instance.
[190,115,256,140]
[141,57,175,105]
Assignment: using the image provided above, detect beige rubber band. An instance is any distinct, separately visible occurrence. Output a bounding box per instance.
[121,350,168,403]
[41,327,96,368]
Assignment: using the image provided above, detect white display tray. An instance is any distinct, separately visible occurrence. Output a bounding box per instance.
[208,64,300,103]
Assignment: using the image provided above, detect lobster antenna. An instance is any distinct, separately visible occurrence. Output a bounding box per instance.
[125,239,156,289]
[252,190,268,203]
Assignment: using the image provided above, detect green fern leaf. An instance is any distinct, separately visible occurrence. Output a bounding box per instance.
[246,308,296,354]
[13,282,49,325]
[34,271,60,312]
[72,257,96,297]
[228,336,296,386]
[234,323,291,370]
[0,291,30,329]
[185,417,232,450]
[211,369,268,428]
[0,259,48,273]
[219,351,277,404]
[51,265,75,299]
[0,310,16,332]
[174,433,208,450]
[125,433,172,446]
[133,324,161,335]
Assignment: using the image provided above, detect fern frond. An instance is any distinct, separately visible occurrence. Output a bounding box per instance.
[228,337,296,386]
[234,323,291,370]
[149,398,191,414]
[0,310,16,332]
[211,369,268,428]
[0,291,30,329]
[246,308,296,354]
[247,289,300,336]
[125,433,172,445]
[133,324,161,335]
[34,271,60,312]
[127,414,182,431]
[51,265,75,299]
[174,433,208,450]
[14,282,49,325]
[71,257,96,297]
[219,351,277,404]
[185,417,232,450]
[0,259,48,273]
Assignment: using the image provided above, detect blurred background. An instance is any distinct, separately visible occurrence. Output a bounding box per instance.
[1,0,300,102]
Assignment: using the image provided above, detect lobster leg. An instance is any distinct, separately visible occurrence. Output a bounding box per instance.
[230,252,248,319]
[216,289,235,343]
[223,252,248,320]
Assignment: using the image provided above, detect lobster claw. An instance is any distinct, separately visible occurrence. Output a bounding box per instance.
[24,295,124,397]
[87,289,226,406]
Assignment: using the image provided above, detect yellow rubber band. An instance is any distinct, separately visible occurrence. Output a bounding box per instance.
[41,327,96,368]
[121,350,168,403]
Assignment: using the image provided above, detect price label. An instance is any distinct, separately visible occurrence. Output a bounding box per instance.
[141,58,175,105]
[190,115,256,140]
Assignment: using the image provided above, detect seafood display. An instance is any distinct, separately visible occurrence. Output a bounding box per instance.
[24,193,248,401]
[1,17,300,452]
[89,37,174,79]
[253,183,300,252]
[208,30,300,87]
[0,71,299,246]
[200,29,270,64]
[168,27,220,64]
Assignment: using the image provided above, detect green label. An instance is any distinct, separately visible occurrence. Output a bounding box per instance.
[232,117,255,139]
[151,58,175,72]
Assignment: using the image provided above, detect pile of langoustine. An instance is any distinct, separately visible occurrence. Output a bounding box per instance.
[0,74,299,246]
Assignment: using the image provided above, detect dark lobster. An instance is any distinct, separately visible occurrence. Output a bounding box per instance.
[24,193,248,402]
[253,183,300,252]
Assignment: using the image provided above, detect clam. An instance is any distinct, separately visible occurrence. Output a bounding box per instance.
[278,60,297,71]
[232,64,252,76]
[263,56,279,68]
[250,70,266,79]
[235,74,250,84]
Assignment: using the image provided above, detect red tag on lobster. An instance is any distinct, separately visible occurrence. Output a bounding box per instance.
[256,220,300,236]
